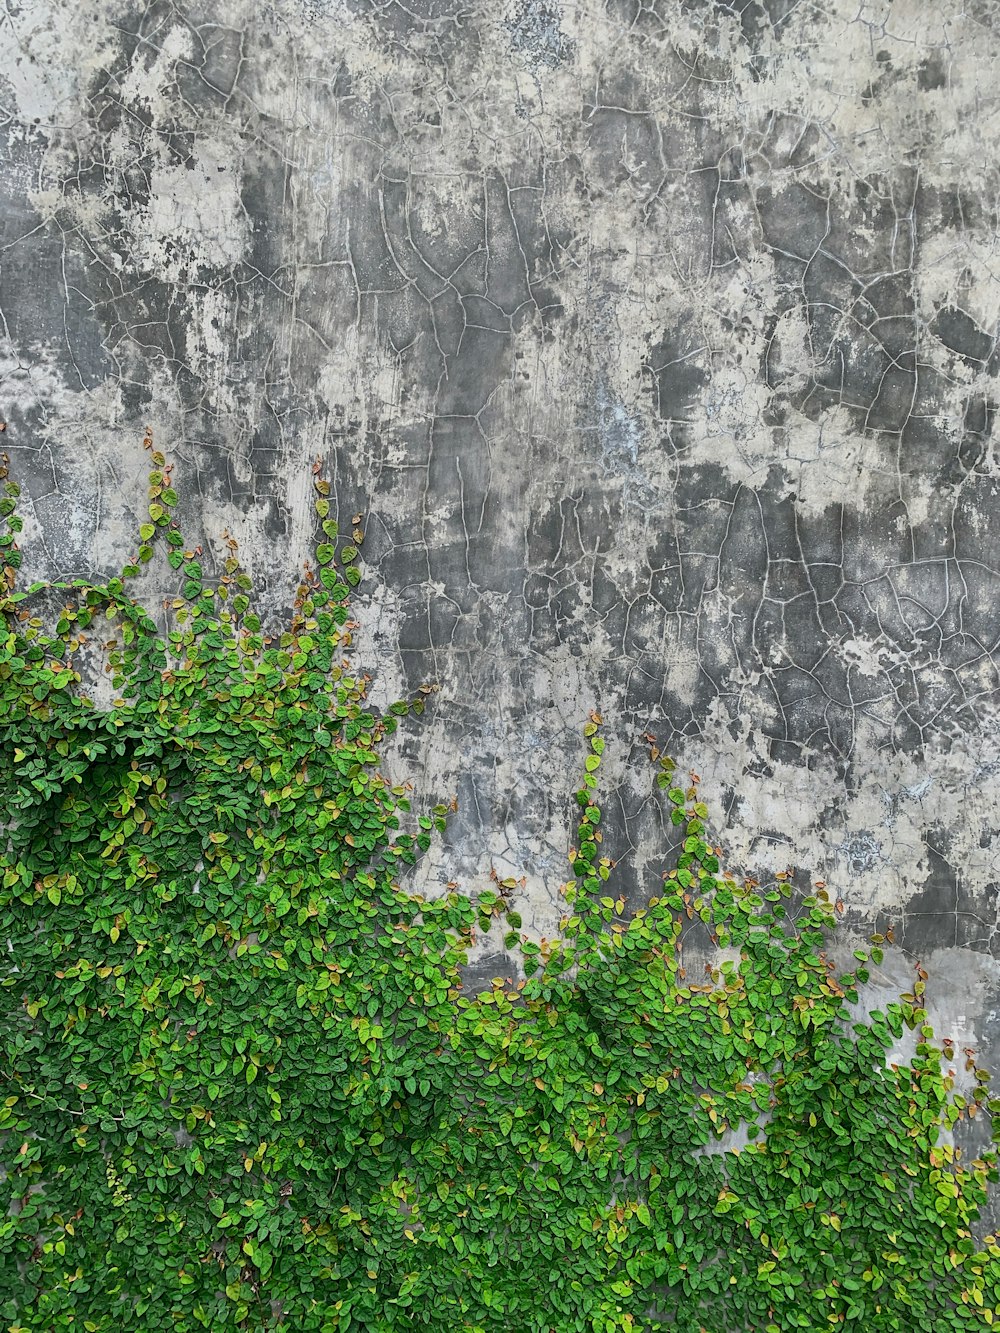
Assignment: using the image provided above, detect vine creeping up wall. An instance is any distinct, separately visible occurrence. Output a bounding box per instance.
[2,442,1000,1331]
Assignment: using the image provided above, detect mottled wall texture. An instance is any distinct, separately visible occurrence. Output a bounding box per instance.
[4,0,1000,1073]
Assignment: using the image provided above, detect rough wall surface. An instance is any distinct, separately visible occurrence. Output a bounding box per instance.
[4,0,1000,1107]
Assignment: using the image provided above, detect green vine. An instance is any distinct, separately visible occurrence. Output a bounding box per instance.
[2,441,1000,1331]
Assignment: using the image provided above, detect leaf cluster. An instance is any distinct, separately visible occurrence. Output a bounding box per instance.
[1,449,999,1331]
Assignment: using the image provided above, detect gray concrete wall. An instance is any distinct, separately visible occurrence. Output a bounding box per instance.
[4,0,1000,1133]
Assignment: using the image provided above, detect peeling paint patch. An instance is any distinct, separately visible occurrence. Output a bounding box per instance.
[505,0,572,70]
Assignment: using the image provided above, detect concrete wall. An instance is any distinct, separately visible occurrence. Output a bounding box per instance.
[4,0,1000,1136]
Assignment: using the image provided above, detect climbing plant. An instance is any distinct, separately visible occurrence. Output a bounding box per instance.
[2,439,1000,1332]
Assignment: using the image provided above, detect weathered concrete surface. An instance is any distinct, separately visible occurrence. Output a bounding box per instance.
[4,0,1000,1131]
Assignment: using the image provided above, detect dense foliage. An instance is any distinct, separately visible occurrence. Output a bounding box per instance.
[2,443,1000,1331]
